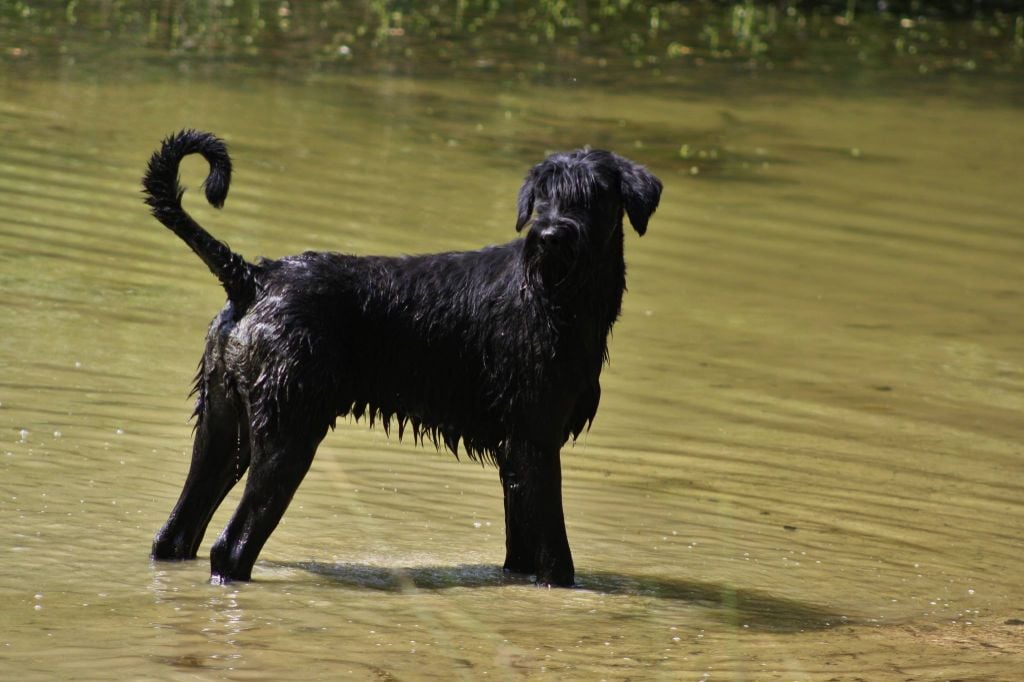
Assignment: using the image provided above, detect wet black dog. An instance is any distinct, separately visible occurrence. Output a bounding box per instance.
[143,130,661,586]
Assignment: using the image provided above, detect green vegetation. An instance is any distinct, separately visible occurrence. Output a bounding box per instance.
[2,1,1021,84]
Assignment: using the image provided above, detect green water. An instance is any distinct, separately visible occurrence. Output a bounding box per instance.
[2,3,1023,679]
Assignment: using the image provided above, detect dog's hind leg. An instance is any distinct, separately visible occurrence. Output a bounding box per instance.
[208,421,329,583]
[151,386,251,561]
[499,443,575,587]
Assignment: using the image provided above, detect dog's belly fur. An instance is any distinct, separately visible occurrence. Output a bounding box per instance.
[215,245,598,461]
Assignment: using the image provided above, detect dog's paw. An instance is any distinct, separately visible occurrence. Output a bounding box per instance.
[533,567,575,588]
[209,572,236,586]
[533,578,577,589]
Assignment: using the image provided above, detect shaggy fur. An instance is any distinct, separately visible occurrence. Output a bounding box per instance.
[143,129,661,586]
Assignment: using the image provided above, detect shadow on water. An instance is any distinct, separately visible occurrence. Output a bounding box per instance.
[284,561,849,632]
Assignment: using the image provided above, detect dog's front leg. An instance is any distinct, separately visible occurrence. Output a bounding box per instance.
[499,443,575,587]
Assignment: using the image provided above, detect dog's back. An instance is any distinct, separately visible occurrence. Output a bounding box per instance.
[215,239,573,460]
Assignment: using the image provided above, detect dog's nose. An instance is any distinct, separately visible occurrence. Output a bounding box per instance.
[539,226,561,244]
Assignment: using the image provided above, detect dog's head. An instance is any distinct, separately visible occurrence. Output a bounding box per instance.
[516,147,659,288]
[515,149,661,245]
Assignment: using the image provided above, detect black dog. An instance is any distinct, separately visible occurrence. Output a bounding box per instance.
[143,130,661,586]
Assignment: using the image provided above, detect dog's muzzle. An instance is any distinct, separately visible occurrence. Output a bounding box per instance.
[533,219,582,250]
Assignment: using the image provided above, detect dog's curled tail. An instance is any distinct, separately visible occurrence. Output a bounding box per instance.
[142,129,255,311]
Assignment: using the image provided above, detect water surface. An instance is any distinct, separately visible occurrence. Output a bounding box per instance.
[2,6,1023,680]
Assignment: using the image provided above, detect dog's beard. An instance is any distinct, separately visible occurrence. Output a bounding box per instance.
[524,221,594,296]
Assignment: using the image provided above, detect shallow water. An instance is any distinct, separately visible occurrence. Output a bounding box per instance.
[2,7,1024,680]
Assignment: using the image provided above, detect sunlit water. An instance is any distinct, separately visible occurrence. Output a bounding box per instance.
[2,28,1023,682]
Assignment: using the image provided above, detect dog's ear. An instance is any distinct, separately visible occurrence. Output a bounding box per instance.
[515,172,536,232]
[617,156,662,236]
